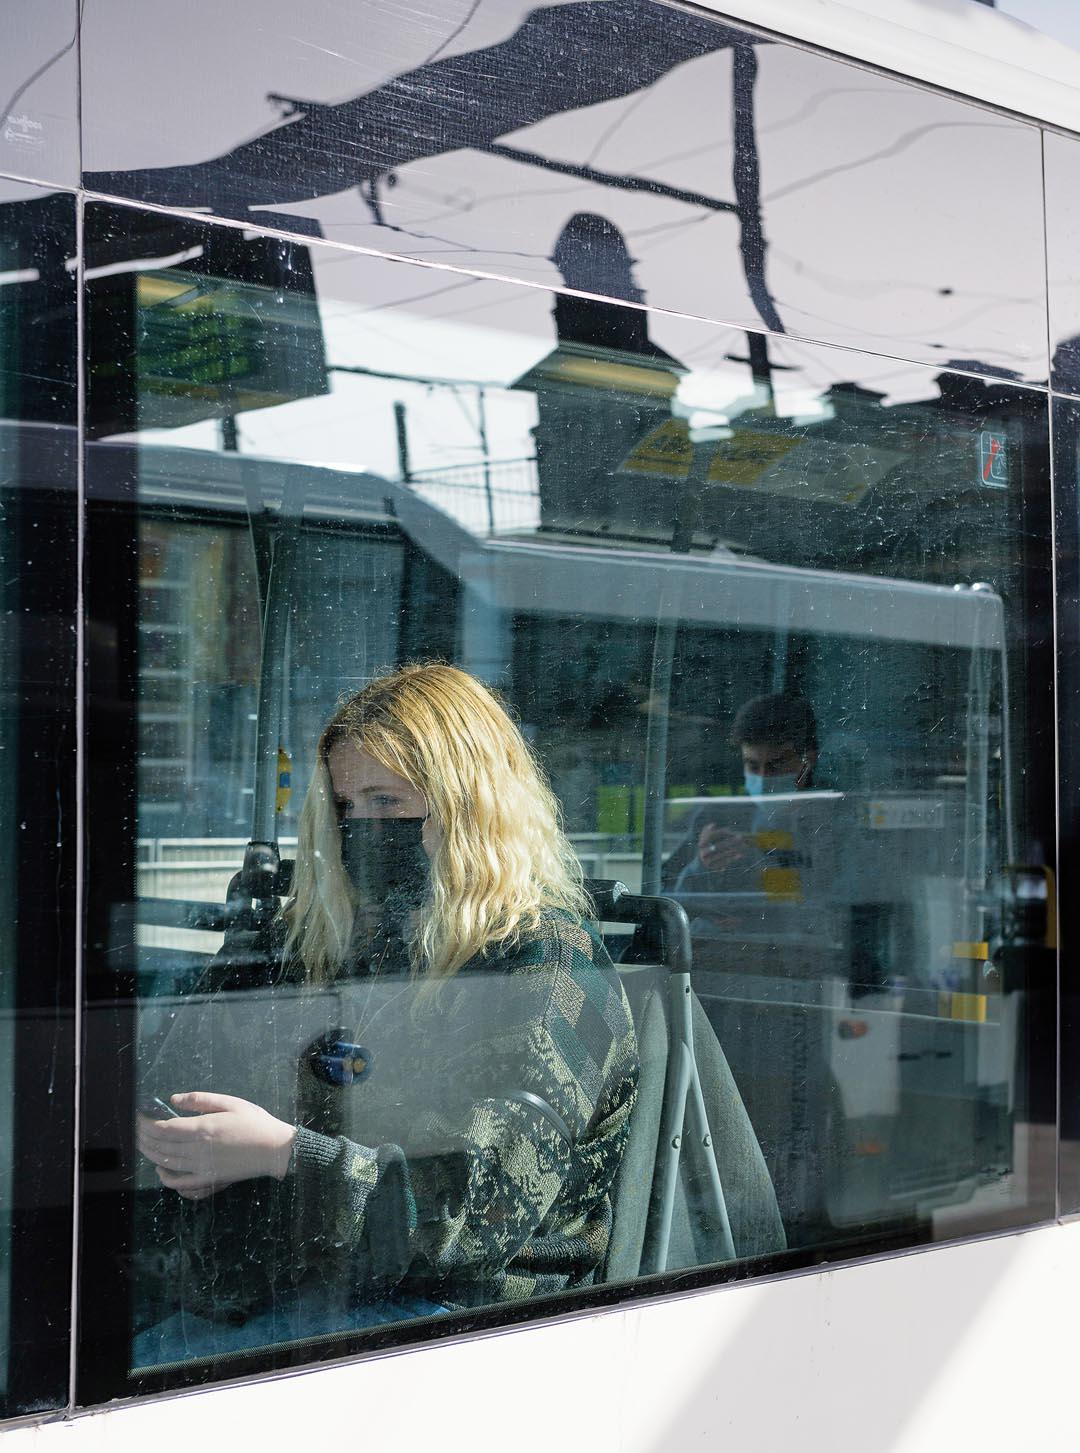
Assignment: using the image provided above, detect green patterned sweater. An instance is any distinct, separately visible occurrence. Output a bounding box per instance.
[149,909,638,1319]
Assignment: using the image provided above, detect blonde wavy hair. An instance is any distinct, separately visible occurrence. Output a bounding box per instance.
[282,663,588,983]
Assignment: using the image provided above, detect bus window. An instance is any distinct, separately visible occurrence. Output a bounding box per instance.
[80,196,1055,1392]
[0,181,78,1419]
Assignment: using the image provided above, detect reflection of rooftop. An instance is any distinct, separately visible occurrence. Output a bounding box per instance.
[513,342,683,399]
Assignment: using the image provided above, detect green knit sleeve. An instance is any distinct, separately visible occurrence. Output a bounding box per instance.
[290,917,636,1300]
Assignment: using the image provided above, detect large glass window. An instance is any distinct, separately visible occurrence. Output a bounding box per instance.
[0,178,78,1418]
[0,0,79,187]
[1046,130,1080,398]
[1054,392,1080,1214]
[79,0,1048,383]
[78,197,1056,1396]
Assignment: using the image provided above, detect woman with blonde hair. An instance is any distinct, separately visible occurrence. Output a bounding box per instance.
[138,663,638,1348]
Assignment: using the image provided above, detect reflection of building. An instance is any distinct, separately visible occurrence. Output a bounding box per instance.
[138,524,261,835]
[513,213,688,542]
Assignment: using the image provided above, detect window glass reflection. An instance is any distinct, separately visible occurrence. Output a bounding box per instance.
[80,0,1047,380]
[0,179,77,1419]
[134,665,641,1362]
[1053,392,1080,1214]
[1046,130,1080,396]
[82,203,1055,1387]
[0,0,79,186]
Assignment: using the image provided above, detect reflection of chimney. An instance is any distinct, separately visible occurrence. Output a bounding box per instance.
[549,212,672,359]
[552,212,644,301]
[512,214,687,540]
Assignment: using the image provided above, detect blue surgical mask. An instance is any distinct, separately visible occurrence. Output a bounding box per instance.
[744,771,801,797]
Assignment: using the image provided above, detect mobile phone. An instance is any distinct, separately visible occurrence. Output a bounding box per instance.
[141,1095,181,1118]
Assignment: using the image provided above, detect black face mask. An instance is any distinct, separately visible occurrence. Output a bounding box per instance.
[339,817,429,905]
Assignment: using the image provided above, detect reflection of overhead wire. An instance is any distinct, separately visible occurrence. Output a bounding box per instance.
[447,383,481,434]
[330,363,509,390]
[769,245,1032,307]
[765,121,1009,203]
[409,179,593,229]
[627,210,716,241]
[631,213,727,260]
[775,292,1028,346]
[356,275,481,314]
[421,0,485,66]
[417,287,545,324]
[624,84,889,179]
[581,86,657,168]
[319,211,554,264]
[757,85,891,139]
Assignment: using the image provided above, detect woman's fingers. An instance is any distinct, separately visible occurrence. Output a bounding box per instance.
[155,1166,234,1200]
[170,1091,239,1114]
[155,1165,218,1190]
[137,1093,292,1187]
[156,1166,210,1191]
[137,1116,205,1167]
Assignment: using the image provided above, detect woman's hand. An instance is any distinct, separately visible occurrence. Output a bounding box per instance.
[136,1092,297,1201]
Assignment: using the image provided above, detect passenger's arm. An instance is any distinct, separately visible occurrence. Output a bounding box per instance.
[292,1014,627,1289]
[292,942,637,1292]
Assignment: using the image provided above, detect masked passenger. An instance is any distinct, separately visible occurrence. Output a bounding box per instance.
[664,693,822,893]
[136,663,638,1359]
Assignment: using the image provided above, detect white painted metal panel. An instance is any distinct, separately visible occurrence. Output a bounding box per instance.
[10,1216,1077,1450]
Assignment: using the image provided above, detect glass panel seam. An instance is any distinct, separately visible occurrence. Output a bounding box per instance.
[1042,130,1064,1226]
[69,187,86,1415]
[76,190,1057,398]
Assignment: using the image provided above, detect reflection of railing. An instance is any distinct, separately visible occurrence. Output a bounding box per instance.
[135,832,644,925]
[408,457,539,536]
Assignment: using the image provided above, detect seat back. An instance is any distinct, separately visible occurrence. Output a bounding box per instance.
[647,989,785,1271]
[603,965,668,1282]
[591,882,785,1282]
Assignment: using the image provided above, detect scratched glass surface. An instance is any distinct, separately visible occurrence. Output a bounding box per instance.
[82,202,1056,1384]
[1053,393,1080,1214]
[1045,131,1080,397]
[0,0,79,188]
[80,0,1046,382]
[0,179,77,1418]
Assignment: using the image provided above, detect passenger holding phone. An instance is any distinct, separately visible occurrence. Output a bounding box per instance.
[137,664,637,1354]
[665,693,821,893]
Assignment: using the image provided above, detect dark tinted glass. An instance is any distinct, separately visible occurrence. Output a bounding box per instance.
[1046,130,1080,396]
[1054,392,1080,1213]
[0,1,79,187]
[0,178,78,1418]
[80,0,1047,381]
[79,200,1056,1400]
